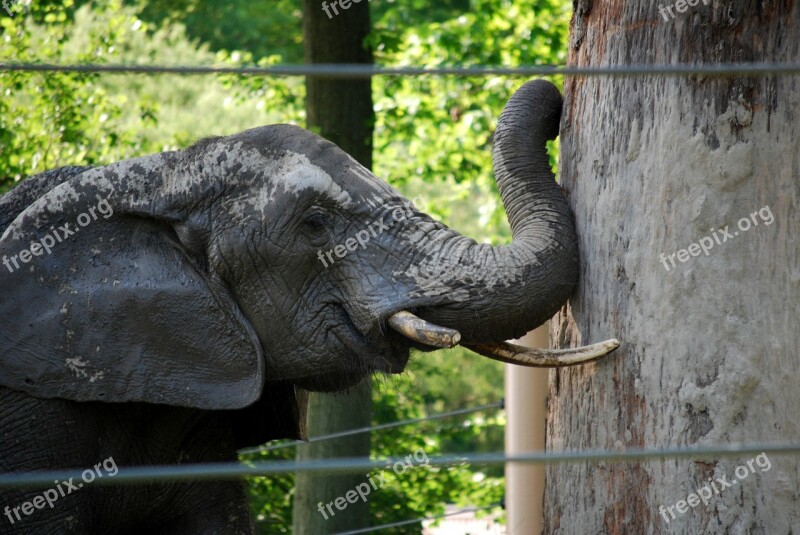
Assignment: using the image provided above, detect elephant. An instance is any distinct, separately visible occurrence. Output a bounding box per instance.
[0,79,618,533]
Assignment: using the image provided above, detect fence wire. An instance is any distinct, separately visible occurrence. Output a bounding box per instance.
[240,400,504,455]
[331,503,502,535]
[2,443,798,489]
[1,62,800,77]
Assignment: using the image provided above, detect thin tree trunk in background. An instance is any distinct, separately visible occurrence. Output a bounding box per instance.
[293,1,374,533]
[546,2,799,533]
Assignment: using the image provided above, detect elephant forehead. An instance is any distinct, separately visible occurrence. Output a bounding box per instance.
[343,154,395,196]
[229,150,353,216]
[278,151,352,203]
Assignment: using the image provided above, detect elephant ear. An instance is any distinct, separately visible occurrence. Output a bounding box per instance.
[0,157,265,410]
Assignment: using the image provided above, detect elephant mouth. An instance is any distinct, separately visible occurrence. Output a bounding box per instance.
[312,305,412,388]
[386,310,620,367]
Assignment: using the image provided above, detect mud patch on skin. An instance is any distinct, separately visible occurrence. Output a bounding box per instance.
[65,357,105,382]
[222,149,355,219]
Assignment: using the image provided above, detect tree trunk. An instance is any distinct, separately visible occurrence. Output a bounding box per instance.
[292,2,374,533]
[545,2,800,533]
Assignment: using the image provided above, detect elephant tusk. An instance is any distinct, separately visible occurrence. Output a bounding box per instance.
[387,311,461,348]
[463,339,620,367]
[387,310,619,365]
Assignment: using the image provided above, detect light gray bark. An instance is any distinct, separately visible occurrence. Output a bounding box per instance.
[545,2,800,533]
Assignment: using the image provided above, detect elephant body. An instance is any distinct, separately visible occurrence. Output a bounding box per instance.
[0,81,615,533]
[1,387,253,533]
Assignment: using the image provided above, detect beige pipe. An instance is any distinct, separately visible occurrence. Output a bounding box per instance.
[505,325,548,535]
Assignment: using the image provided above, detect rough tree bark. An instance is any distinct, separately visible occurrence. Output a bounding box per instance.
[292,1,374,533]
[545,2,799,533]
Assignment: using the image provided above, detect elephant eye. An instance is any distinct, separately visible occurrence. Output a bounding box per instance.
[301,211,331,245]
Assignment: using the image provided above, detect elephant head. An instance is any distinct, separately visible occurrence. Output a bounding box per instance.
[0,80,617,441]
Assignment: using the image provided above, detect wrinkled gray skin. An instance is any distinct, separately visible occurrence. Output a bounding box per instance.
[0,80,576,533]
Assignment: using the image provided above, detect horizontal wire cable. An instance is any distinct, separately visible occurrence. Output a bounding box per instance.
[239,400,504,455]
[1,62,800,77]
[331,503,502,535]
[1,443,798,489]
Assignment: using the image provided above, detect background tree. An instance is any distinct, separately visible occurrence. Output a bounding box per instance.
[291,1,374,533]
[545,2,799,532]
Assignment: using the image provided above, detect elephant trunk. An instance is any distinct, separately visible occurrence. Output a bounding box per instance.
[388,80,618,366]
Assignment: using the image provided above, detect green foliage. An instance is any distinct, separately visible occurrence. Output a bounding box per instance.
[242,371,505,535]
[215,51,306,129]
[0,1,290,193]
[407,348,506,479]
[370,0,570,238]
[128,0,304,63]
[242,447,296,534]
[0,0,156,192]
[83,10,278,148]
[369,371,504,533]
